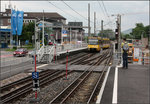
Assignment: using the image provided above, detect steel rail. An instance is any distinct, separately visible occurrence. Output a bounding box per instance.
[0,70,54,91]
[49,50,110,104]
[1,70,71,103]
[87,51,112,103]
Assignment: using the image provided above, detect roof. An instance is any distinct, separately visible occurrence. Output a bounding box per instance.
[25,12,66,20]
[0,9,66,20]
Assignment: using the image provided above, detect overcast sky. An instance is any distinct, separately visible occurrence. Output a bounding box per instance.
[1,1,149,33]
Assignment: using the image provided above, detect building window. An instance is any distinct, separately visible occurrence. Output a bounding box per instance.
[3,14,7,16]
[8,14,11,16]
[8,19,11,23]
[24,14,27,16]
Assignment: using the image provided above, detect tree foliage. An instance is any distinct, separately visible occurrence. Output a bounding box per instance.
[130,23,149,39]
[122,23,149,39]
[98,29,115,39]
[20,22,35,43]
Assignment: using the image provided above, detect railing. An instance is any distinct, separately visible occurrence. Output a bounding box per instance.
[36,43,87,63]
[56,43,87,52]
[37,45,44,62]
[45,46,55,62]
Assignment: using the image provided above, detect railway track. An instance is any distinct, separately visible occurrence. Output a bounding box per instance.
[1,49,112,104]
[49,49,112,104]
[0,70,73,103]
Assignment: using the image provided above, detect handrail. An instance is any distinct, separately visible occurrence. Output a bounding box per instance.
[37,45,44,62]
[36,43,88,63]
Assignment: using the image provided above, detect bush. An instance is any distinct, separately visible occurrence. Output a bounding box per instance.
[5,48,16,51]
[13,47,17,50]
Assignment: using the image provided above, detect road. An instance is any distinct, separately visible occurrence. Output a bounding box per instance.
[0,51,33,80]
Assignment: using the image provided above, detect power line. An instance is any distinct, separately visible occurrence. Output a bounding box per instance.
[61,0,94,24]
[97,0,113,29]
[62,1,88,20]
[103,18,116,26]
[47,1,80,21]
[97,0,107,19]
[101,1,109,18]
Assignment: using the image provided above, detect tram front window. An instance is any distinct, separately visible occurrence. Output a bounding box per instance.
[89,39,98,45]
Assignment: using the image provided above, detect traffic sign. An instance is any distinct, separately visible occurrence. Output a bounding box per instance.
[33,79,40,91]
[32,72,39,79]
[62,30,68,37]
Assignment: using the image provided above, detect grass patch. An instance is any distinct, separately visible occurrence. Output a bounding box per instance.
[5,48,16,51]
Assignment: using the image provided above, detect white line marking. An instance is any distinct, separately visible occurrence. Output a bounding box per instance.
[112,66,118,104]
[96,66,111,104]
[0,64,48,75]
[37,64,48,68]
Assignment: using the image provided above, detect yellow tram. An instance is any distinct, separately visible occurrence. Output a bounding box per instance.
[88,36,102,51]
[102,38,110,49]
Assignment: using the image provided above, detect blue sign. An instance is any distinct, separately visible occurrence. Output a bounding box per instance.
[11,9,17,35]
[62,30,68,37]
[11,10,24,35]
[0,29,11,32]
[62,30,67,34]
[32,72,39,79]
[17,11,24,35]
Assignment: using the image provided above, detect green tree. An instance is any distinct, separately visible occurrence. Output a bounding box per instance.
[130,23,148,39]
[20,22,35,44]
[144,25,150,38]
[98,29,115,39]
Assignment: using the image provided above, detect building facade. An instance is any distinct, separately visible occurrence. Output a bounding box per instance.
[0,8,67,46]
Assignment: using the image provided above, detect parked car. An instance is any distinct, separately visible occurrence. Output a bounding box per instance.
[48,40,53,45]
[13,48,28,57]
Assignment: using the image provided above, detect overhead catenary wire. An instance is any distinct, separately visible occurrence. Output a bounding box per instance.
[100,0,114,29]
[47,1,80,21]
[101,1,109,18]
[97,0,107,19]
[61,0,94,24]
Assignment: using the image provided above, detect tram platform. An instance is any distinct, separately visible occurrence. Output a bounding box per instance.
[56,45,87,56]
[99,64,149,104]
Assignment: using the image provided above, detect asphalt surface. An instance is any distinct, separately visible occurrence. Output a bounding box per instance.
[100,66,115,104]
[118,64,149,104]
[0,60,33,80]
[0,51,33,80]
[0,50,33,67]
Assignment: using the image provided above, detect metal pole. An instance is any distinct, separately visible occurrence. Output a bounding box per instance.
[76,31,77,43]
[10,32,13,48]
[88,3,91,37]
[70,27,71,44]
[101,20,103,38]
[119,15,121,58]
[61,25,63,45]
[94,12,96,36]
[56,31,58,43]
[42,10,44,46]
[81,31,82,46]
[34,20,37,50]
[16,35,18,48]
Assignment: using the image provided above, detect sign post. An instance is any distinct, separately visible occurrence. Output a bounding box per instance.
[53,44,56,63]
[30,55,40,102]
[66,50,69,80]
